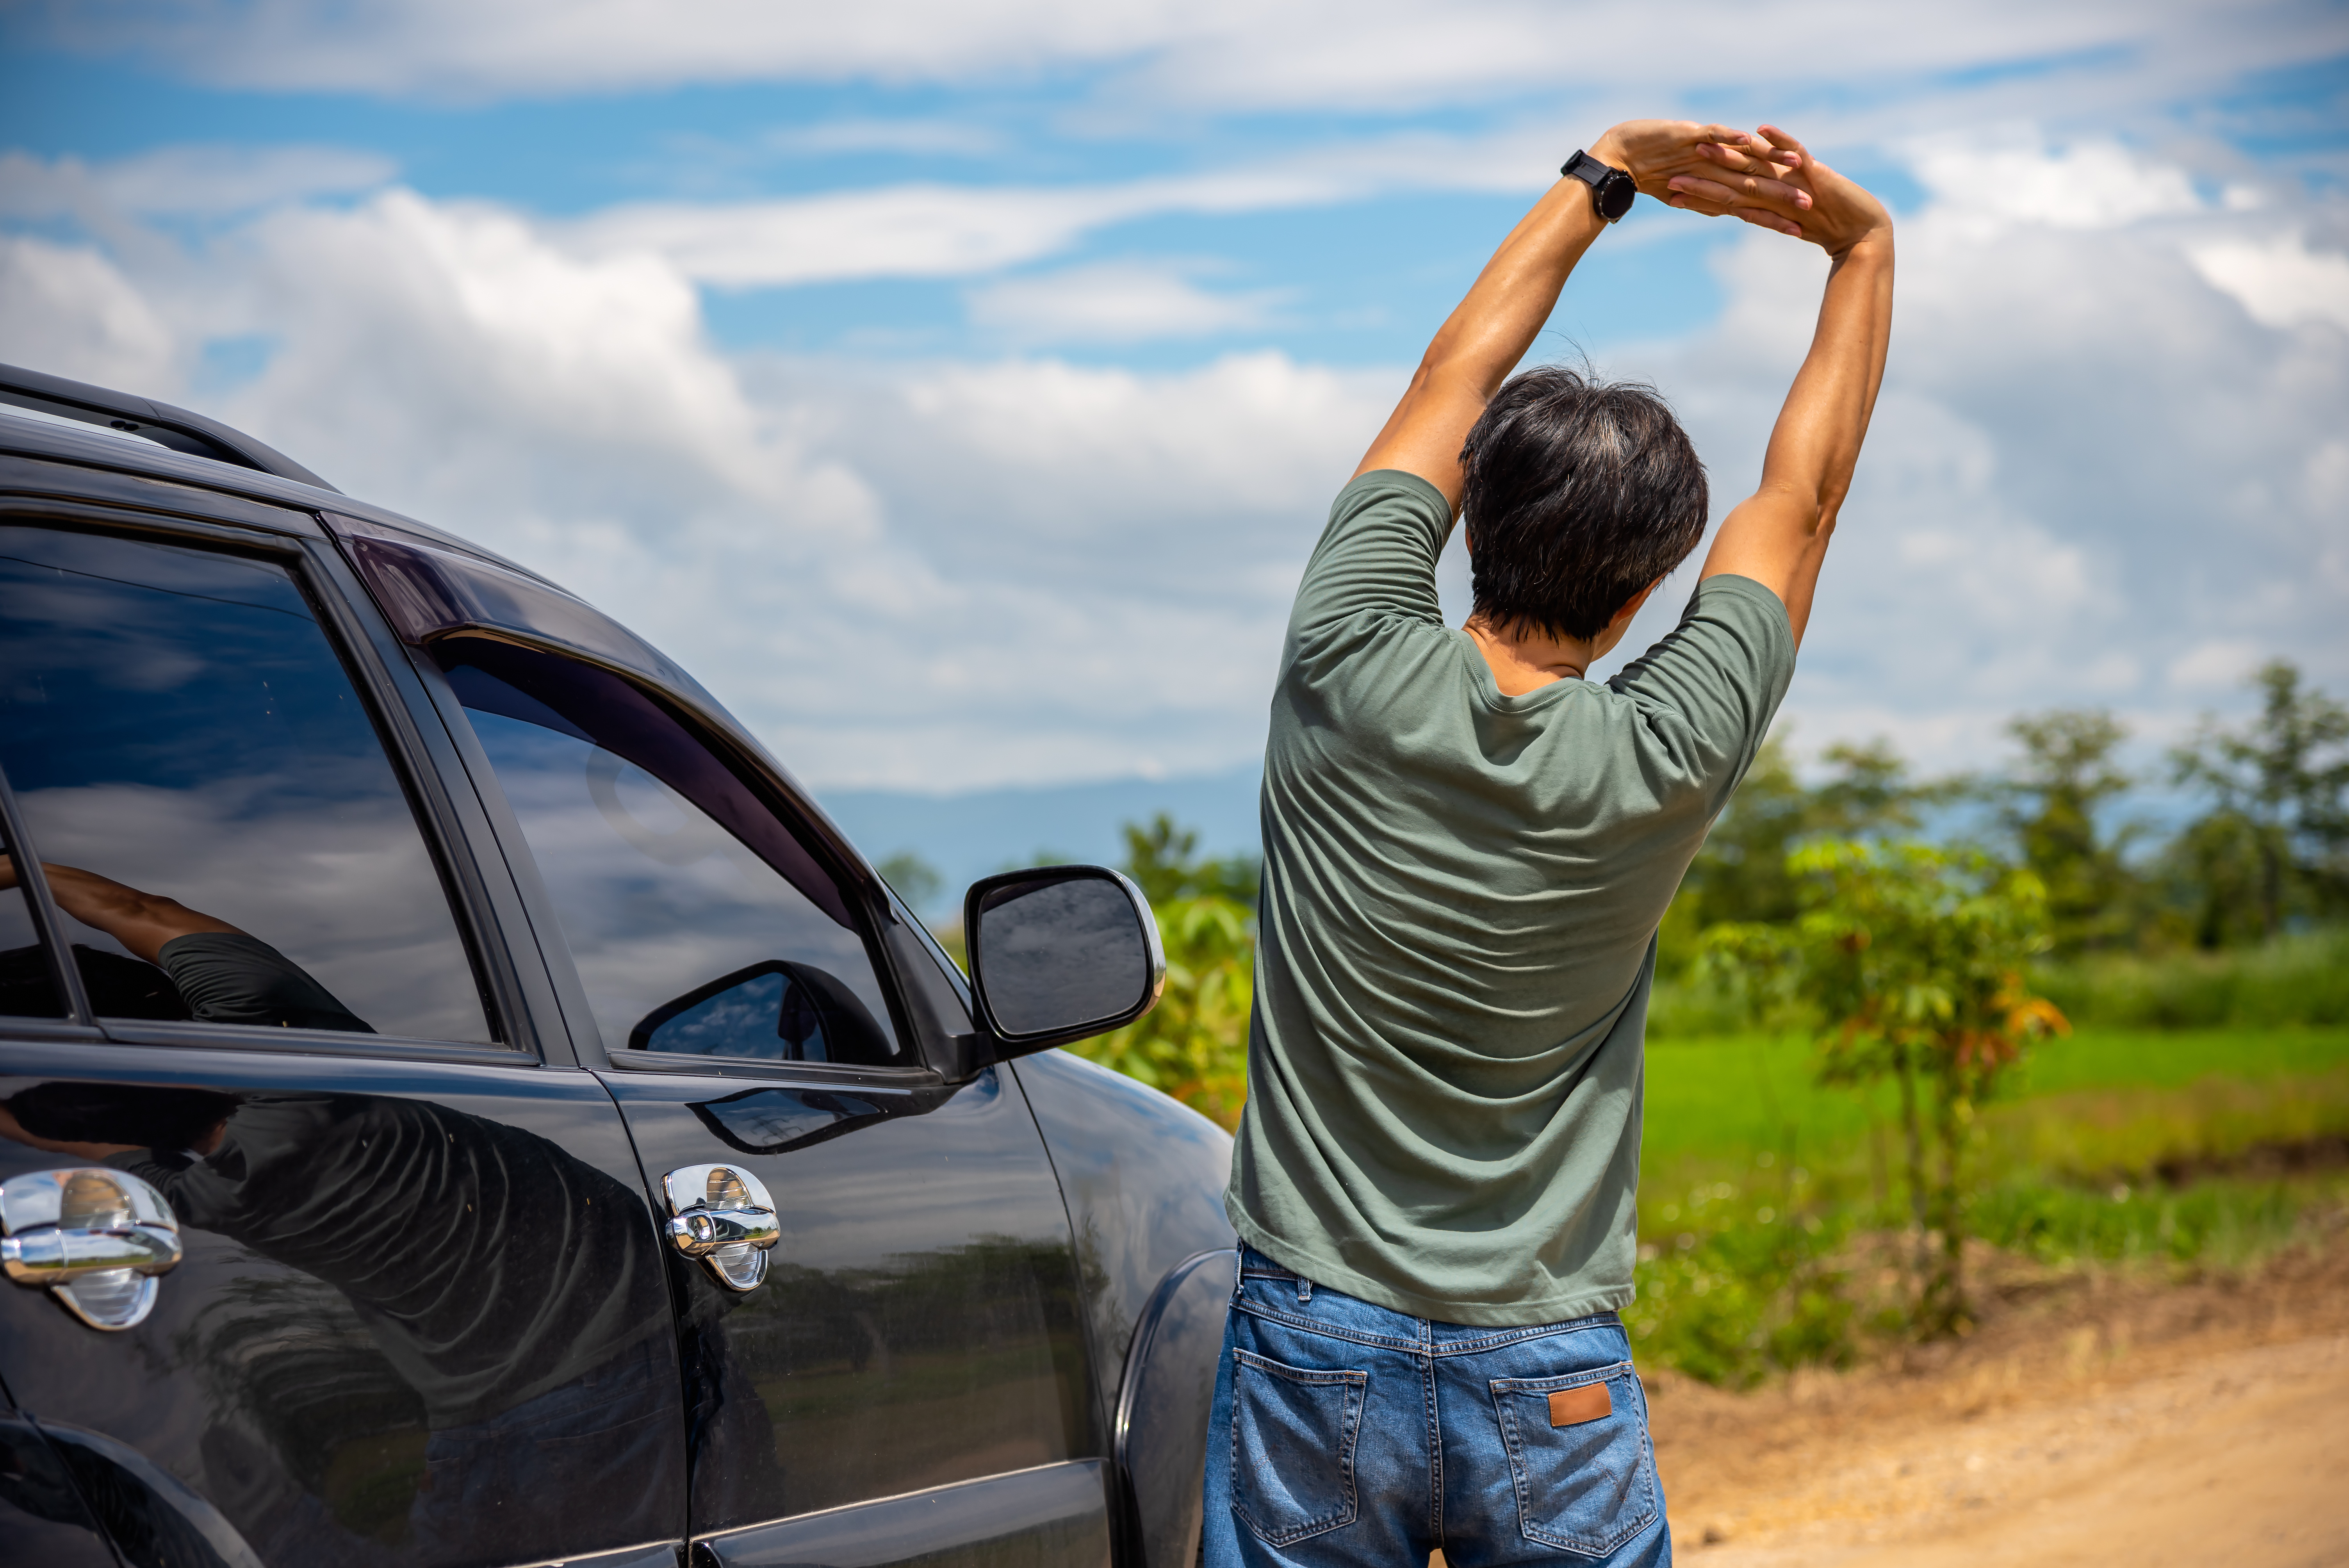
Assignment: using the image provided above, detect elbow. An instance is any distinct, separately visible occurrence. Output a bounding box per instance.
[1813,483,1849,533]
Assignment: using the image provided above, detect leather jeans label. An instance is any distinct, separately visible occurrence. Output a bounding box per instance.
[1548,1384,1613,1427]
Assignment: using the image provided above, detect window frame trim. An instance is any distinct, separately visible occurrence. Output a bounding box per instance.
[414,629,953,1080]
[92,1018,535,1068]
[0,755,92,1026]
[0,497,535,1060]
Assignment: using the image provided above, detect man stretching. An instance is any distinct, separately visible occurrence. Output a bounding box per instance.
[1205,120,1893,1565]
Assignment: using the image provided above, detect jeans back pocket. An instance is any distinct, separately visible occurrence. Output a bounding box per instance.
[1229,1348,1367,1546]
[1488,1361,1658,1557]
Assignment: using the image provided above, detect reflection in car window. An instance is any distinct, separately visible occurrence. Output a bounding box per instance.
[0,527,491,1041]
[437,641,903,1067]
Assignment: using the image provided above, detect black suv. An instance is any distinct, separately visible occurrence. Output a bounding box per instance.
[0,363,1236,1568]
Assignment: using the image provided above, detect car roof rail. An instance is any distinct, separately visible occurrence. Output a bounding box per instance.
[0,361,338,492]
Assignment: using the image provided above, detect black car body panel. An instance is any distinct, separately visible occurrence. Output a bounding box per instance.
[599,1063,1098,1541]
[0,372,1237,1568]
[1010,1050,1237,1568]
[0,1043,685,1565]
[695,1459,1112,1568]
[0,1412,119,1567]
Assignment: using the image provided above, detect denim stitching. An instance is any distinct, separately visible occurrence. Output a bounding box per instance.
[1421,1317,1443,1546]
[1232,1297,1427,1354]
[1485,1359,1634,1394]
[1485,1365,1658,1556]
[1428,1314,1625,1357]
[1228,1349,1368,1547]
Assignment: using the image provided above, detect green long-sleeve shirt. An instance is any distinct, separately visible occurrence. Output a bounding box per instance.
[1229,470,1795,1324]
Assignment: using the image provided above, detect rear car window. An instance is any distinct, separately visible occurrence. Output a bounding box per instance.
[0,525,493,1042]
[437,638,905,1068]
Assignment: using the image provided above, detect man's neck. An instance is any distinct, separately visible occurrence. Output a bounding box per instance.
[1463,617,1599,696]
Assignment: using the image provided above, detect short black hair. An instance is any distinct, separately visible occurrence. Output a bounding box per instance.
[1458,366,1708,642]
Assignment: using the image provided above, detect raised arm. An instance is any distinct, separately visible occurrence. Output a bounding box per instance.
[0,854,241,966]
[1694,126,1895,647]
[1355,121,1811,506]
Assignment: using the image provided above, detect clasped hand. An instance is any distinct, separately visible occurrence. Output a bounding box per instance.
[1589,121,1891,258]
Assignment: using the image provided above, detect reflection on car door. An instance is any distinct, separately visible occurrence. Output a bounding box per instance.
[0,515,686,1566]
[431,635,1111,1565]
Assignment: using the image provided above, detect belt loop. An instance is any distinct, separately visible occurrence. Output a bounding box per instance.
[1295,1275,1312,1304]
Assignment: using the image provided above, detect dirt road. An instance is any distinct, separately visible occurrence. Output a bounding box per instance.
[1647,1241,2349,1566]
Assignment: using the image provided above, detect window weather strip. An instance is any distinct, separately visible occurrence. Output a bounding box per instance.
[0,758,94,1026]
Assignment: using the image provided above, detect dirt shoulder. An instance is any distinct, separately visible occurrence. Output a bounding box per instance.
[1646,1237,2349,1565]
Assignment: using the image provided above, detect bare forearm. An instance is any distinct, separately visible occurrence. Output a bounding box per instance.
[1700,237,1893,641]
[1353,178,1607,502]
[1761,237,1894,520]
[26,861,241,965]
[1697,127,1895,647]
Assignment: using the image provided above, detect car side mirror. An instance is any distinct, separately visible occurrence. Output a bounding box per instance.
[629,959,898,1066]
[962,866,1165,1064]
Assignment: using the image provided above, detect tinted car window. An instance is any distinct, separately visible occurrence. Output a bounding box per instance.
[437,639,904,1067]
[0,526,491,1042]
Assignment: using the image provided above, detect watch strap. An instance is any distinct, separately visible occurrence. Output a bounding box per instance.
[1560,149,1633,223]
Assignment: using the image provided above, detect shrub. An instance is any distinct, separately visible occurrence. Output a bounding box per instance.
[2030,927,2349,1029]
[1702,841,2067,1333]
[1065,894,1254,1130]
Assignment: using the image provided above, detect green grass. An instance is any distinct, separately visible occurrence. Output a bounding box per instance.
[1627,1025,2349,1386]
[2007,1026,2349,1092]
[1642,1025,2349,1173]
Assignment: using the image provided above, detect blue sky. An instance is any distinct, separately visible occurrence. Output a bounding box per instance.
[2,3,2345,857]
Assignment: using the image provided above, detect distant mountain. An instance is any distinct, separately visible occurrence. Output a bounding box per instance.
[814,764,1263,918]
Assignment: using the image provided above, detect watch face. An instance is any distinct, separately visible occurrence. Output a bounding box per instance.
[1598,169,1636,222]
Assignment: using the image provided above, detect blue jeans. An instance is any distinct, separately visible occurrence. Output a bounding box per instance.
[1204,1246,1670,1567]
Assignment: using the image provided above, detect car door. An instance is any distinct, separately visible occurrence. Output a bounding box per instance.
[407,618,1114,1568]
[0,494,687,1568]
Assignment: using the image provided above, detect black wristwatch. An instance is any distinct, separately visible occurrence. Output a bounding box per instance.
[1562,149,1636,224]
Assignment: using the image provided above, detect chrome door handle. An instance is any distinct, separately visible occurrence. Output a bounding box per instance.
[662,1164,779,1292]
[0,1168,183,1331]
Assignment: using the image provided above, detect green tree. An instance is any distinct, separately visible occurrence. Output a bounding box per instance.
[1067,896,1254,1129]
[2160,810,2270,950]
[875,851,943,914]
[1062,815,1259,1129]
[2171,660,2349,940]
[1704,841,2066,1334]
[1119,813,1262,906]
[2000,710,2140,953]
[1660,732,1944,976]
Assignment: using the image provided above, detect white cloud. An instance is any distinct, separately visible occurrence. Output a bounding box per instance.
[2168,639,2263,692]
[30,0,2341,121]
[563,168,1348,289]
[545,116,1723,294]
[1906,132,2203,242]
[4,127,2344,791]
[967,261,1281,343]
[756,119,1007,158]
[1,167,1388,788]
[0,236,177,388]
[0,145,395,221]
[2189,232,2349,331]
